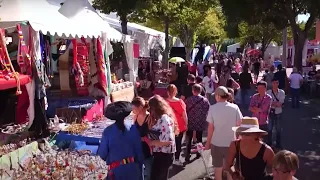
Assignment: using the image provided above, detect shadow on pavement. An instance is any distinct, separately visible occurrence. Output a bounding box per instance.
[282,97,320,180]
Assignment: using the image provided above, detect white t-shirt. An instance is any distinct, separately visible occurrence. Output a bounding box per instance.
[267,89,285,114]
[206,102,243,147]
[202,75,215,93]
[289,73,303,89]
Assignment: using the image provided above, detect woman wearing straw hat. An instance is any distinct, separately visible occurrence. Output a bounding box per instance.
[224,117,275,180]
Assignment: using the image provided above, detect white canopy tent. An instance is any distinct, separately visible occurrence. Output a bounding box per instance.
[101,14,166,57]
[0,0,102,38]
[58,0,123,42]
[58,0,135,82]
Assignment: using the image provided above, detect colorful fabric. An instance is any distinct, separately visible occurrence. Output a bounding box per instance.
[16,24,32,75]
[185,95,210,131]
[249,93,272,125]
[151,114,176,154]
[73,38,89,96]
[96,38,108,95]
[16,85,29,124]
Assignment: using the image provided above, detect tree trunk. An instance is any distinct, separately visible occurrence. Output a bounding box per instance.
[163,17,170,68]
[120,15,128,35]
[261,38,266,59]
[181,25,194,62]
[186,47,192,62]
[292,31,306,72]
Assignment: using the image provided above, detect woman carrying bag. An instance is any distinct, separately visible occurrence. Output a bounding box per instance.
[224,117,275,180]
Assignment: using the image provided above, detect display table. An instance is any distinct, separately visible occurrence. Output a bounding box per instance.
[46,97,104,122]
[0,141,39,170]
[0,74,31,90]
[55,119,115,154]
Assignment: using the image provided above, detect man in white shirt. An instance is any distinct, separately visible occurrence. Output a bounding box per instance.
[205,86,243,180]
[202,69,217,105]
[288,67,303,108]
[267,78,285,148]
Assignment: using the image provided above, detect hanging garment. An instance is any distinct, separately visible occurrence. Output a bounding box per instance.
[59,45,71,92]
[73,38,90,96]
[96,38,108,95]
[16,24,32,75]
[16,85,29,124]
[28,98,49,138]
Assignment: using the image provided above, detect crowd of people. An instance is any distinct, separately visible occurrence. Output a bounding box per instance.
[97,57,301,180]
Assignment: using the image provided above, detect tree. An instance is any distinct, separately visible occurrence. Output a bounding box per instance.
[132,0,184,67]
[196,8,226,47]
[134,0,218,64]
[219,0,320,70]
[92,0,146,34]
[170,1,218,62]
[238,21,282,57]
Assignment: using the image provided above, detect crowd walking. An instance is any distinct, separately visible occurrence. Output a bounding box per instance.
[97,56,302,180]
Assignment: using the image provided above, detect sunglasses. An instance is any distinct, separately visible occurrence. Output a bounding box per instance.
[272,167,291,174]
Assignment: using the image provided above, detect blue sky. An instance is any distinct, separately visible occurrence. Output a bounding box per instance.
[297,14,310,22]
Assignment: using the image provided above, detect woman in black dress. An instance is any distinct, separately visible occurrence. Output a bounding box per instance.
[132,97,153,180]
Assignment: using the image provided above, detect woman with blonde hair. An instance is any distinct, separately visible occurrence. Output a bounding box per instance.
[132,97,152,180]
[166,84,188,166]
[224,117,275,180]
[148,95,177,180]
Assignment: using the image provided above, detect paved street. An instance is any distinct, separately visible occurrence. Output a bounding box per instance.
[170,96,320,180]
[170,71,320,180]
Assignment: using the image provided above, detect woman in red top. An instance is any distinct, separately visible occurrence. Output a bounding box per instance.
[166,84,188,166]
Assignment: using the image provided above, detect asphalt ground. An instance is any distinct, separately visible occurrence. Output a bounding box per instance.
[170,70,320,180]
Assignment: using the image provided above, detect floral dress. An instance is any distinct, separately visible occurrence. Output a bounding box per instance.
[151,114,176,154]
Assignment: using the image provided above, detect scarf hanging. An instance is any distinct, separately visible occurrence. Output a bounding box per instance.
[96,37,108,95]
[16,24,32,76]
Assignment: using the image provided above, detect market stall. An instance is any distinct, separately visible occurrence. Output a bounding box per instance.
[0,1,124,178]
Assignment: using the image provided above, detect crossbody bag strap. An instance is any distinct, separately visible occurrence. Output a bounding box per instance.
[235,141,242,174]
[271,90,279,102]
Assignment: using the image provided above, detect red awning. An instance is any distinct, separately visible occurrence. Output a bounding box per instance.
[0,74,31,90]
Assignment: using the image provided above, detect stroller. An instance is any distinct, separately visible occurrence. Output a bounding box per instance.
[191,143,214,180]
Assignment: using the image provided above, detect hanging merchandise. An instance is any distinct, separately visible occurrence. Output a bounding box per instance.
[0,28,27,94]
[33,31,51,99]
[16,24,32,76]
[71,37,90,96]
[96,37,108,95]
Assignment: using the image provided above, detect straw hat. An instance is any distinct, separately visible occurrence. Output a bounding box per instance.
[232,117,268,135]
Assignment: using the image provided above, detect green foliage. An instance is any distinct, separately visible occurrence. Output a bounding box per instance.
[132,0,183,23]
[238,21,281,55]
[92,0,143,18]
[219,0,320,69]
[196,7,226,45]
[93,0,146,34]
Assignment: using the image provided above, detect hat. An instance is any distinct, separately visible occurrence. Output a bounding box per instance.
[232,117,268,135]
[215,86,229,96]
[104,101,132,121]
